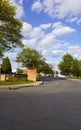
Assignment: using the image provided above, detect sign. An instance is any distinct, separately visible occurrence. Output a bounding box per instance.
[27,69,36,81]
[0,74,6,81]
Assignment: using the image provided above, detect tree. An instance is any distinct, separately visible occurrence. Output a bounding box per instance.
[37,61,54,74]
[16,68,24,74]
[2,57,12,74]
[72,59,81,77]
[58,53,81,77]
[16,48,45,71]
[58,53,74,75]
[0,0,23,57]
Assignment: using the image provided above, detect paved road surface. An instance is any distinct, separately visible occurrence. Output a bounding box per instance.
[0,78,81,130]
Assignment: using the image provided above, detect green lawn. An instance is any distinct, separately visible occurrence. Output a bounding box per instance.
[0,79,34,85]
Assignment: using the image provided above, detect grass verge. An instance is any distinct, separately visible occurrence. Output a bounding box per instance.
[0,78,34,85]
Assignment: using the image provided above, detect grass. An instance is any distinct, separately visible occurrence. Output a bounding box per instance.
[0,78,34,85]
[73,78,81,80]
[69,77,81,80]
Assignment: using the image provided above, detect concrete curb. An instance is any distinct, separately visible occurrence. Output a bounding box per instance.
[0,81,43,90]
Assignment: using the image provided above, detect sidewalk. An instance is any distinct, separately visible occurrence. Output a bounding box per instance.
[0,81,43,90]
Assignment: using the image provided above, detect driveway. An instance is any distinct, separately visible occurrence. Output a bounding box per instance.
[0,79,81,130]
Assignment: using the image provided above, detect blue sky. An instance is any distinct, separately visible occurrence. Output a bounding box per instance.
[4,0,81,72]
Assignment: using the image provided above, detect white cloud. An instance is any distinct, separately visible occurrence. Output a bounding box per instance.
[77,18,81,24]
[31,1,43,13]
[22,21,76,58]
[31,0,81,23]
[48,61,59,70]
[11,0,24,18]
[30,27,44,39]
[4,49,23,72]
[67,16,81,24]
[19,0,23,5]
[39,22,75,48]
[68,45,80,50]
[39,34,54,47]
[22,38,37,48]
[52,22,62,28]
[41,50,47,55]
[40,23,51,30]
[22,22,45,39]
[22,22,32,37]
[22,23,75,46]
[4,51,17,61]
[52,22,75,36]
[16,5,24,18]
[67,17,78,23]
[52,50,64,57]
[67,45,81,58]
[43,0,56,18]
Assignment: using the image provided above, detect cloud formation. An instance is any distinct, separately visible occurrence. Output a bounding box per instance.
[31,0,81,23]
[52,22,75,36]
[31,1,43,13]
[21,21,77,60]
[11,0,24,18]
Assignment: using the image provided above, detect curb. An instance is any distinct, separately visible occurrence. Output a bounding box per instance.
[0,81,43,90]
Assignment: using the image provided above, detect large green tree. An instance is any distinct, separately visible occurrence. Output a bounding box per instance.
[16,48,54,74]
[2,57,12,73]
[58,53,81,77]
[0,0,23,57]
[37,62,54,74]
[72,59,81,77]
[58,53,74,75]
[16,48,45,71]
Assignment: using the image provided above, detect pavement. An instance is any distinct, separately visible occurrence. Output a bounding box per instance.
[0,79,81,130]
[0,81,43,90]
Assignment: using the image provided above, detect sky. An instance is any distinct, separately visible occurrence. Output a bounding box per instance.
[4,0,81,72]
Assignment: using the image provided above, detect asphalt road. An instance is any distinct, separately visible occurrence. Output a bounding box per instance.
[0,78,81,130]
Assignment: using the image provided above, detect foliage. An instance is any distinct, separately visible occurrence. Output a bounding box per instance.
[58,53,74,75]
[72,59,81,77]
[37,61,54,74]
[0,0,23,57]
[16,48,54,73]
[58,53,81,77]
[16,68,24,74]
[16,48,45,70]
[2,57,12,74]
[36,77,41,81]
